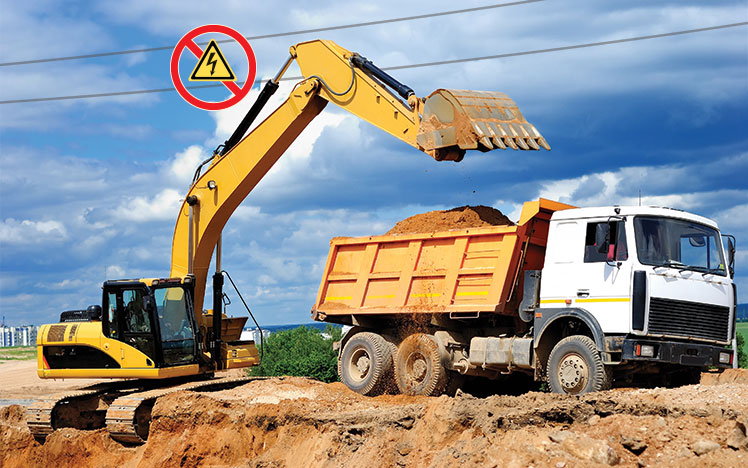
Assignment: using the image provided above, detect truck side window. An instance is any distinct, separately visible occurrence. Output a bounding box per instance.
[584,221,627,263]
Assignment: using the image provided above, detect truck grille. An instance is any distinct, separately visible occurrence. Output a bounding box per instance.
[647,297,730,342]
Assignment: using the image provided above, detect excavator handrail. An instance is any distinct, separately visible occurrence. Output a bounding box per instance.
[222,269,264,363]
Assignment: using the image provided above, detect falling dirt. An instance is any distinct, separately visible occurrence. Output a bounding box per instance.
[385,205,514,235]
[3,372,748,468]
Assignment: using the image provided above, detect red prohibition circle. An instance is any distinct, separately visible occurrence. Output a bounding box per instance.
[170,24,257,111]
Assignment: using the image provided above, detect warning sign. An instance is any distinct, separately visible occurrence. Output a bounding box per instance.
[170,24,257,111]
[189,40,236,82]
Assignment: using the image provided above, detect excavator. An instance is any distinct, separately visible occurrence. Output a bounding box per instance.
[27,39,550,444]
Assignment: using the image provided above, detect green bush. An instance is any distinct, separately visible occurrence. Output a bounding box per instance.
[248,324,342,383]
[737,332,748,369]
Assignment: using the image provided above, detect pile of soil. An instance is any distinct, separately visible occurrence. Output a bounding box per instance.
[386,205,514,235]
[3,373,748,468]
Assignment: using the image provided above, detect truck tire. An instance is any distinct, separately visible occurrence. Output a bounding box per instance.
[547,335,612,395]
[339,332,394,396]
[394,333,448,396]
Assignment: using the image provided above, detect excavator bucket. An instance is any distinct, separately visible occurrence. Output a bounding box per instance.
[417,89,550,161]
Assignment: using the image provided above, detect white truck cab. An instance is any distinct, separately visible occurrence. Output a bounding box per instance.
[534,205,736,391]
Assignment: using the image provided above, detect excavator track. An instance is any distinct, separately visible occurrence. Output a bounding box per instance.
[106,376,264,444]
[25,380,147,441]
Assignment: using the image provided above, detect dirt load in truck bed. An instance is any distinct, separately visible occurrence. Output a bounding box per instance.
[3,370,748,468]
[386,205,514,235]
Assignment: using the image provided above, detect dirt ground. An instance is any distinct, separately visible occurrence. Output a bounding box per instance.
[0,360,108,402]
[2,363,748,468]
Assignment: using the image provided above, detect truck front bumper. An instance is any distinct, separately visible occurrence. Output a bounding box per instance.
[621,338,733,368]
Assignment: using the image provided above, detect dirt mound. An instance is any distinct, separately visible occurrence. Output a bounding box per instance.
[3,373,748,468]
[701,368,748,386]
[386,205,514,235]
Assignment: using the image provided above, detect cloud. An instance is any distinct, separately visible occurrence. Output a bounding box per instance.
[111,188,183,222]
[167,145,208,187]
[0,219,67,245]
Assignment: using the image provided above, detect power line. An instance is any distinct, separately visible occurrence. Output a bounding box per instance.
[0,1,544,67]
[1,22,745,105]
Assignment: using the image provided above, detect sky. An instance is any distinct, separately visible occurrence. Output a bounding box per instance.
[0,0,747,327]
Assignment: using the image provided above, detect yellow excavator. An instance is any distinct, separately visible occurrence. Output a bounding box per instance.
[27,39,549,443]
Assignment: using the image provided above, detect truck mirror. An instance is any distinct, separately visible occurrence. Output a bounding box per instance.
[723,235,736,277]
[595,223,611,253]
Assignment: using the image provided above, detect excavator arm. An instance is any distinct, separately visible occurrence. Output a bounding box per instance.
[168,39,550,362]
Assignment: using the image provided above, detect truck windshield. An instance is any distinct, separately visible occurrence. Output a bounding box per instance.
[634,216,726,276]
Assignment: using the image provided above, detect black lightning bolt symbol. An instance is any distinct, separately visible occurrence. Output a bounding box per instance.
[206,52,217,75]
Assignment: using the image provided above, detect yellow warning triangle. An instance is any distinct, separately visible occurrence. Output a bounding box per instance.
[189,40,236,81]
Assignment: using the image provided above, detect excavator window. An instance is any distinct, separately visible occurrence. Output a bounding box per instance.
[103,287,157,361]
[123,289,151,333]
[106,292,119,338]
[153,286,196,366]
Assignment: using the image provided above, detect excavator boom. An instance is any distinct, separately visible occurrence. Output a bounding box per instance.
[171,39,550,315]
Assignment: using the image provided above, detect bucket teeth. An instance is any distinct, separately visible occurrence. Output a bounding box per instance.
[417,89,549,159]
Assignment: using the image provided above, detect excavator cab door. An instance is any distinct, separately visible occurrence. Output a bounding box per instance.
[103,284,159,365]
[152,284,198,366]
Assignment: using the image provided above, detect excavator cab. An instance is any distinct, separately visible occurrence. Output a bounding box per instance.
[102,279,198,368]
[38,276,259,380]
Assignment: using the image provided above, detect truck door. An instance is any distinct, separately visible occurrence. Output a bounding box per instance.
[574,219,632,334]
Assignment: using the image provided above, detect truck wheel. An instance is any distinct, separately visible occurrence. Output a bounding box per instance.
[339,332,394,396]
[394,333,448,396]
[547,335,612,395]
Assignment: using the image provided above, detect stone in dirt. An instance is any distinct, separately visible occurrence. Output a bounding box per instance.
[692,439,720,455]
[620,435,647,455]
[548,430,574,443]
[726,421,748,450]
[386,205,514,235]
[560,434,619,465]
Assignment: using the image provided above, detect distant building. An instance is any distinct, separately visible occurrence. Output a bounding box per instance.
[0,325,38,347]
[240,327,272,344]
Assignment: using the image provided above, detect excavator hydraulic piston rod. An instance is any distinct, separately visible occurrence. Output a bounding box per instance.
[350,54,415,101]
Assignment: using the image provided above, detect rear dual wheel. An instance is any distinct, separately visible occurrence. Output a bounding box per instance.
[394,333,449,396]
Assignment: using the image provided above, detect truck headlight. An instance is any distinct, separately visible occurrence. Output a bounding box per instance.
[718,352,732,364]
[635,344,655,357]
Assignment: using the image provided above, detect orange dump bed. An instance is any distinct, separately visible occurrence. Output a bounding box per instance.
[313,199,572,319]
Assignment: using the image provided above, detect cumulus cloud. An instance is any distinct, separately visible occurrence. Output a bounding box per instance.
[166,145,208,187]
[112,188,183,222]
[0,219,68,245]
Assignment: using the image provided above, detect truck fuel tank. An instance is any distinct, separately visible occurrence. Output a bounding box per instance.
[468,336,533,369]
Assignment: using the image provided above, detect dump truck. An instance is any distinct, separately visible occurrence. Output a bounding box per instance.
[29,39,549,443]
[313,199,738,396]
